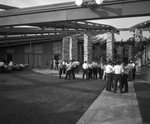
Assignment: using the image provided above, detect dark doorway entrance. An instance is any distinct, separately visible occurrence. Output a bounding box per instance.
[7,54,13,64]
[53,54,60,61]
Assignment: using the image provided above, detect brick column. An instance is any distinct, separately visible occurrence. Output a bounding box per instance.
[106,32,114,62]
[69,36,73,60]
[62,36,78,61]
[70,35,78,61]
[117,46,123,62]
[84,33,92,63]
[134,28,142,43]
[62,37,70,61]
[128,45,133,61]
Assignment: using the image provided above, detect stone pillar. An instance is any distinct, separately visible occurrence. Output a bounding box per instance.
[69,37,73,60]
[134,28,142,43]
[84,33,92,63]
[62,35,78,61]
[106,32,114,62]
[71,35,78,61]
[128,45,133,61]
[62,37,70,61]
[117,46,123,62]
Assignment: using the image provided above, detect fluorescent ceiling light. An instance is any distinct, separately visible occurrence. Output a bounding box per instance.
[75,0,83,6]
[95,0,104,5]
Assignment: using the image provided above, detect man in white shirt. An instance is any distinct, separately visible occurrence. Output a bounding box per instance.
[58,60,63,79]
[82,61,89,79]
[75,60,80,73]
[71,60,76,79]
[0,60,5,73]
[9,60,14,66]
[113,61,124,93]
[105,61,114,91]
[65,61,72,80]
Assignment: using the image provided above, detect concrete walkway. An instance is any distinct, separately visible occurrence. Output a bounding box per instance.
[77,82,142,124]
[32,68,143,124]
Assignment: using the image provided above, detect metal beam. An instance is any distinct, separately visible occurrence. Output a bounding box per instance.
[0,28,107,36]
[0,0,150,27]
[0,28,76,35]
[0,4,19,10]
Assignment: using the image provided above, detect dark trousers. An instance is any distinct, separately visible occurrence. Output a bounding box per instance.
[75,65,80,73]
[62,66,66,74]
[71,67,75,79]
[114,74,123,93]
[98,67,102,79]
[88,68,93,79]
[128,69,133,81]
[59,68,63,79]
[93,67,97,79]
[65,70,71,80]
[122,74,128,92]
[106,73,112,91]
[82,69,88,79]
[132,67,136,80]
[101,69,104,79]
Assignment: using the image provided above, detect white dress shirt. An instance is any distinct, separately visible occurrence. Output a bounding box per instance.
[82,63,88,69]
[113,65,124,74]
[105,64,113,73]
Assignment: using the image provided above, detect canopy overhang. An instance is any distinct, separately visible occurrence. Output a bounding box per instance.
[130,20,150,31]
[1,0,150,47]
[0,20,119,47]
[0,0,150,27]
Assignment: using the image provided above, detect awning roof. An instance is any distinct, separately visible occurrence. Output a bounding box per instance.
[130,20,150,31]
[0,3,119,46]
[0,4,19,10]
[0,20,119,47]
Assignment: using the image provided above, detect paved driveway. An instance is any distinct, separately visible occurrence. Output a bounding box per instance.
[0,70,106,124]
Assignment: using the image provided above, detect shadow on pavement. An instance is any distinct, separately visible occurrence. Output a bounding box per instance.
[133,80,150,124]
[0,70,106,124]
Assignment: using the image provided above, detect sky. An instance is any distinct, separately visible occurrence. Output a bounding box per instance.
[0,0,150,40]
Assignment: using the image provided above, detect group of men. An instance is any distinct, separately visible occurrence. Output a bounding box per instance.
[58,59,104,80]
[82,60,136,93]
[58,60,80,80]
[82,61,104,80]
[0,59,14,73]
[105,60,136,93]
[57,59,136,94]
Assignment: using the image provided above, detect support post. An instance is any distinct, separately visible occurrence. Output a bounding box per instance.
[84,33,92,63]
[62,35,78,61]
[62,37,70,61]
[128,45,133,61]
[70,35,78,61]
[106,32,114,62]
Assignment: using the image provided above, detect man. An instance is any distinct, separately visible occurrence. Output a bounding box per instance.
[128,61,134,81]
[82,61,89,79]
[122,62,130,93]
[62,60,66,74]
[98,62,102,79]
[105,61,113,91]
[92,61,98,79]
[71,60,76,79]
[58,60,63,79]
[113,61,124,93]
[88,61,93,79]
[65,61,72,80]
[75,60,80,73]
[0,60,5,73]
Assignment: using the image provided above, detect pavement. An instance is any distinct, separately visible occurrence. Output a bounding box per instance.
[32,68,143,124]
